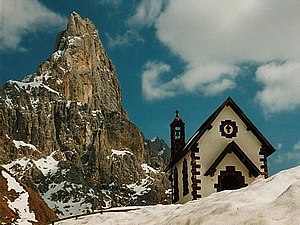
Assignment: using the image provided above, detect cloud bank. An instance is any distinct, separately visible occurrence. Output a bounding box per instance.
[0,0,65,51]
[136,0,300,112]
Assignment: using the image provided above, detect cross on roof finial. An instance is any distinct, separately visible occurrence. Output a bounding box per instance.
[175,110,179,117]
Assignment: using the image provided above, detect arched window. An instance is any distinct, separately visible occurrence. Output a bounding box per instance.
[173,167,179,202]
[182,158,189,196]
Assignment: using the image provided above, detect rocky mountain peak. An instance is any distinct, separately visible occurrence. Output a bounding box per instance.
[0,12,170,218]
[33,11,122,112]
[66,12,98,39]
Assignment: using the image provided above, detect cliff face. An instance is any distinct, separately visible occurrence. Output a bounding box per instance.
[0,12,170,218]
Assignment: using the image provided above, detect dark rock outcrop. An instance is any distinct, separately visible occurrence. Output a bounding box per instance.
[146,137,171,165]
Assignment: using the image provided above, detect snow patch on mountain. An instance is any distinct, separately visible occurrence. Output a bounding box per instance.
[42,181,94,217]
[8,71,60,95]
[111,149,133,157]
[52,50,64,61]
[127,176,153,199]
[158,146,166,156]
[65,100,84,108]
[141,163,158,174]
[13,140,37,151]
[150,137,157,142]
[4,95,14,109]
[3,151,59,176]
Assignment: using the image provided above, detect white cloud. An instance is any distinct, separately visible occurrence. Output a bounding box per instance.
[127,0,167,27]
[141,61,178,101]
[138,0,300,110]
[275,141,300,165]
[142,62,239,100]
[177,63,239,95]
[0,0,65,51]
[255,62,300,113]
[105,30,144,48]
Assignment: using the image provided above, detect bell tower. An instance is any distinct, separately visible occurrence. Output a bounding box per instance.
[170,110,185,160]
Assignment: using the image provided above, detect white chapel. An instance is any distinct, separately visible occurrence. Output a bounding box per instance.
[165,97,276,204]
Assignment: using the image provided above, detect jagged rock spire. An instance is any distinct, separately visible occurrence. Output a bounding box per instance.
[37,12,123,112]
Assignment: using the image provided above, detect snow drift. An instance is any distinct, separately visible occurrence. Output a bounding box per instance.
[56,165,300,225]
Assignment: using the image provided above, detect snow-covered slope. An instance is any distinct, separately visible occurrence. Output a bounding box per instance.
[0,166,57,224]
[56,165,300,225]
[1,169,37,224]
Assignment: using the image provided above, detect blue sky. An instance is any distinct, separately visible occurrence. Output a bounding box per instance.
[1,0,299,175]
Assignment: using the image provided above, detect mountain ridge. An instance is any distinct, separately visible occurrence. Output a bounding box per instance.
[0,12,170,218]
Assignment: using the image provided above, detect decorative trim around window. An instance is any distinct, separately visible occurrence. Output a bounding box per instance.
[220,120,238,138]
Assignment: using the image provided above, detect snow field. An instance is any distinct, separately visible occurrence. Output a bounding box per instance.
[56,165,300,225]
